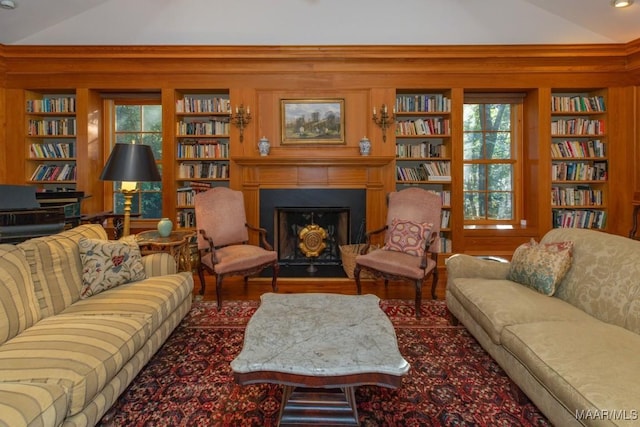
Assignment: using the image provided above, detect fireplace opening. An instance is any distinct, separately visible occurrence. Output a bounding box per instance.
[276,207,349,265]
[260,189,366,277]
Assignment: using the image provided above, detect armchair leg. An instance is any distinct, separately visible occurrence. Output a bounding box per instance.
[197,267,207,296]
[430,268,439,300]
[414,280,423,319]
[354,265,362,295]
[216,275,224,311]
[271,262,280,292]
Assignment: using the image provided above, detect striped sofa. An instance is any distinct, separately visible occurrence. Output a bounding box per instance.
[0,224,194,427]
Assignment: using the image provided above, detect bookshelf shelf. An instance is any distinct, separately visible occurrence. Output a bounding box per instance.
[174,90,231,228]
[24,90,78,191]
[550,90,608,230]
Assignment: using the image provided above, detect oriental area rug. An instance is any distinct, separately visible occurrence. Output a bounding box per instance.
[99,299,550,427]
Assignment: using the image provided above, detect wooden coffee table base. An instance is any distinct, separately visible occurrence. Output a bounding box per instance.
[279,386,358,426]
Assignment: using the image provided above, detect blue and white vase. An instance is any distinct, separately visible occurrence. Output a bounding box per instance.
[157,217,173,237]
[258,136,270,156]
[359,137,371,156]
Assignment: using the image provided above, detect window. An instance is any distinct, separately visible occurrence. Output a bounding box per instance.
[463,94,523,224]
[105,99,163,219]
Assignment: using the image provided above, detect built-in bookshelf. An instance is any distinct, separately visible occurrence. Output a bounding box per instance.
[395,91,453,253]
[550,90,608,230]
[175,91,231,228]
[24,91,77,190]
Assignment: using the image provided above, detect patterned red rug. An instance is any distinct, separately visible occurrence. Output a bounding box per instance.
[99,299,550,427]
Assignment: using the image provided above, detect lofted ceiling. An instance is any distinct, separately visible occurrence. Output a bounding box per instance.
[0,0,639,46]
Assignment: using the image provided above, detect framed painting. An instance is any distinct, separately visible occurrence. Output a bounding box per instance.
[281,99,345,145]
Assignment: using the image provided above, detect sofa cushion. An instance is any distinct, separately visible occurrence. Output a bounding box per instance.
[0,313,151,416]
[0,382,67,427]
[540,228,640,334]
[18,224,108,318]
[502,320,640,424]
[383,218,433,257]
[60,272,194,333]
[79,237,146,298]
[0,245,40,345]
[448,277,594,344]
[507,239,573,296]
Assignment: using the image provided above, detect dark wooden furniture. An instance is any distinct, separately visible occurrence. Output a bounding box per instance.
[136,230,196,272]
[0,185,66,243]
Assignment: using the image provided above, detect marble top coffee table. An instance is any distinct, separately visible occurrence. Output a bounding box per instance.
[231,292,410,426]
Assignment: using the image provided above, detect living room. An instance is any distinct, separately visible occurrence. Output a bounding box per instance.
[0,0,639,426]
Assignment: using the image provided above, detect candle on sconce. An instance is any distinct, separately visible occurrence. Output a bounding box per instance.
[373,106,376,115]
[247,107,250,115]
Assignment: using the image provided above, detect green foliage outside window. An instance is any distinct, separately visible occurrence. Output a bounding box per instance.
[112,104,163,219]
[463,103,514,221]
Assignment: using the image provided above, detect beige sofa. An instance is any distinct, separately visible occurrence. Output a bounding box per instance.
[446,228,640,427]
[0,224,194,427]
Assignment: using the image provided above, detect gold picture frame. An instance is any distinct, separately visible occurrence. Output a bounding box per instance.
[281,99,345,145]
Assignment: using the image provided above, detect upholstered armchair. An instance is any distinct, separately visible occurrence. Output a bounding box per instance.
[354,187,441,318]
[194,187,279,310]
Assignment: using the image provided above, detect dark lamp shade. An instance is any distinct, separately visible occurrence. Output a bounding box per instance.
[100,143,161,182]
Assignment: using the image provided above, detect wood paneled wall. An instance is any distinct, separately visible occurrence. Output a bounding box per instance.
[1,44,639,256]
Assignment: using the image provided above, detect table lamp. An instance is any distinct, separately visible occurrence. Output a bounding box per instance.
[100,143,161,237]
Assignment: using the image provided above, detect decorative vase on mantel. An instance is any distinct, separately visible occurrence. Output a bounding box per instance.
[359,136,371,156]
[157,217,173,237]
[258,136,270,156]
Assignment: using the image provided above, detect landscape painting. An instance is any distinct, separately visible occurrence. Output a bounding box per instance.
[281,99,345,145]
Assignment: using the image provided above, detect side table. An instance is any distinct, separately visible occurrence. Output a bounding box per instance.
[136,230,196,272]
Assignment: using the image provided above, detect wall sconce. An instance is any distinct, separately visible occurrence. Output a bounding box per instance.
[372,104,395,143]
[230,104,252,143]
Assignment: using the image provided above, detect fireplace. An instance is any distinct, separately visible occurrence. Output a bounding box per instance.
[260,189,366,275]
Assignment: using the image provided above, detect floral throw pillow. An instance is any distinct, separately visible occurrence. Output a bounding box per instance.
[78,237,146,299]
[383,218,433,257]
[507,238,574,296]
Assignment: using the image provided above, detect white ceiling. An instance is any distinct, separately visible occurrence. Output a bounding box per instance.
[0,0,639,46]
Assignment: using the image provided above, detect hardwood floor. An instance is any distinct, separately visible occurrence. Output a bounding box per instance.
[192,275,447,302]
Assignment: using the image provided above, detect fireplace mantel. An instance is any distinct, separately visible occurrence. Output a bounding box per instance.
[235,155,395,240]
[234,156,394,167]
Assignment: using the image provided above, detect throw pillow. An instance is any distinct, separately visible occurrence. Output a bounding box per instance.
[507,238,574,296]
[78,237,146,298]
[383,218,433,257]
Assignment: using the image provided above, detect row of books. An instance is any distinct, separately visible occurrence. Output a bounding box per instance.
[395,95,451,113]
[177,162,229,179]
[551,119,605,136]
[30,142,74,159]
[437,234,452,254]
[396,118,450,136]
[30,164,76,181]
[176,120,230,136]
[26,97,76,113]
[176,210,196,228]
[176,181,214,205]
[552,209,606,230]
[551,139,605,158]
[551,161,607,181]
[28,118,77,136]
[396,141,446,158]
[551,95,605,113]
[440,210,450,229]
[177,140,229,159]
[397,162,451,182]
[551,186,603,207]
[176,96,231,114]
